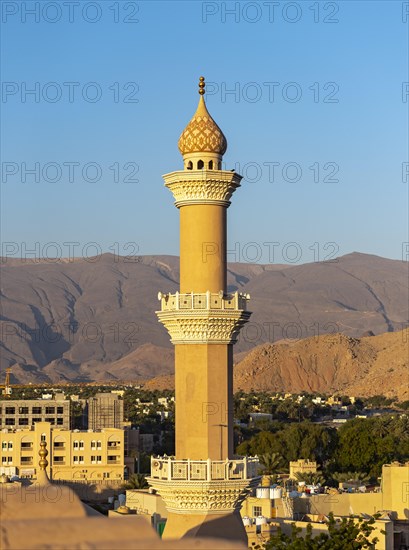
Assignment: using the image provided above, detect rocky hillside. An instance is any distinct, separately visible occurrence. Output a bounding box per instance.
[146,329,409,401]
[0,252,407,384]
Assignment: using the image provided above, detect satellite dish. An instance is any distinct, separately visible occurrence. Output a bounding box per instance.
[158,292,163,301]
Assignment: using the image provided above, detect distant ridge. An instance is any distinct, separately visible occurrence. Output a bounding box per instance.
[1,252,407,384]
[146,329,409,401]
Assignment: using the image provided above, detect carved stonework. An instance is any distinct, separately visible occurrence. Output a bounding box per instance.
[156,310,250,344]
[162,170,242,207]
[147,478,259,515]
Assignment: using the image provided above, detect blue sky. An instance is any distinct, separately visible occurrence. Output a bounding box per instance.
[1,0,408,264]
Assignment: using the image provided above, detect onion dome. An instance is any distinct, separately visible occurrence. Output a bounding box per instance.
[178,77,227,157]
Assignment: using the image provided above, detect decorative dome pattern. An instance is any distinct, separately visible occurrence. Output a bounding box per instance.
[178,79,227,156]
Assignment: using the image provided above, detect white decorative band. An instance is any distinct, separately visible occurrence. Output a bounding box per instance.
[156,309,251,344]
[162,170,242,208]
[146,477,260,515]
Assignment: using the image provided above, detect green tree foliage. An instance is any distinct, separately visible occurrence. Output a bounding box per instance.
[261,513,381,549]
[237,422,337,466]
[123,473,148,490]
[333,416,409,477]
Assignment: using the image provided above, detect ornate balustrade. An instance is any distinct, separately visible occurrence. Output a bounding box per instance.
[150,456,259,482]
[158,291,250,312]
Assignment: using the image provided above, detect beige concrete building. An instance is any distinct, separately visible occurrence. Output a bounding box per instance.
[0,421,124,481]
[86,392,124,430]
[239,462,409,549]
[0,394,70,429]
[148,77,259,543]
[289,459,317,479]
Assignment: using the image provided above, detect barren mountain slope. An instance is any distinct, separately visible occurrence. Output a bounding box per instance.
[145,330,409,400]
[1,252,407,383]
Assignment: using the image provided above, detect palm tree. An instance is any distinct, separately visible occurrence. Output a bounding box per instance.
[123,473,148,490]
[332,471,370,484]
[259,452,285,483]
[295,471,326,486]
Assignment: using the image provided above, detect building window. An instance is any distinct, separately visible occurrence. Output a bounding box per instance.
[21,442,32,449]
[45,418,55,425]
[197,160,204,169]
[91,440,97,450]
[8,442,13,450]
[45,407,55,414]
[108,455,119,463]
[54,441,64,449]
[108,441,119,448]
[2,442,7,451]
[79,440,84,450]
[19,418,29,426]
[103,472,110,479]
[5,418,15,425]
[41,434,46,442]
[21,456,33,464]
[97,455,102,464]
[1,457,7,463]
[5,407,15,414]
[54,456,64,463]
[73,440,79,449]
[253,506,262,517]
[19,407,29,414]
[56,418,64,425]
[57,407,64,414]
[73,456,84,464]
[97,440,102,450]
[32,407,42,414]
[32,418,42,424]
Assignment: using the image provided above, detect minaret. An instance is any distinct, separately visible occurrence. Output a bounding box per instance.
[148,78,259,543]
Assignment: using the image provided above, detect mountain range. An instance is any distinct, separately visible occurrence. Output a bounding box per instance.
[1,252,407,390]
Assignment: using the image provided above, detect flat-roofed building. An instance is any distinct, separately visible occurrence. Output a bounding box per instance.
[86,392,124,430]
[0,394,70,430]
[0,421,124,481]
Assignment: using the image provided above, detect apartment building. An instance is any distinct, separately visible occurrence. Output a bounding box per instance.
[0,421,124,481]
[86,392,124,430]
[0,394,70,430]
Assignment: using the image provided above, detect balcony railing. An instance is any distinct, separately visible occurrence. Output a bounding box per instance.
[150,456,259,482]
[158,291,250,312]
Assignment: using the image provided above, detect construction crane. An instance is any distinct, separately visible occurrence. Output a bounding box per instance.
[1,367,12,397]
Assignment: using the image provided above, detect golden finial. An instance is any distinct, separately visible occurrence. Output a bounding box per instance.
[198,76,205,95]
[39,440,49,471]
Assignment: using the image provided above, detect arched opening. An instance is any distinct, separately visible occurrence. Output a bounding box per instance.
[208,160,213,169]
[197,160,204,169]
[187,161,193,170]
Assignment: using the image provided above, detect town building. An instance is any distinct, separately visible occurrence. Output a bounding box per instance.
[289,459,318,479]
[0,394,70,430]
[86,392,124,430]
[0,421,124,481]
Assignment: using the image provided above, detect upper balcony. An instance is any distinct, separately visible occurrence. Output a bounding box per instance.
[158,291,250,312]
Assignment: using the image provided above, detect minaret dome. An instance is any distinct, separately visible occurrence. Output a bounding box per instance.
[178,76,227,171]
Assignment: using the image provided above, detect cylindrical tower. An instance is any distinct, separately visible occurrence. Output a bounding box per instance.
[148,78,259,543]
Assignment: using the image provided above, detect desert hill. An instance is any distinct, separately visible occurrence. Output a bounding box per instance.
[146,329,409,401]
[0,252,407,384]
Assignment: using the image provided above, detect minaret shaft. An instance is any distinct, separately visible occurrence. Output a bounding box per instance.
[175,344,233,460]
[149,77,259,544]
[180,203,226,294]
